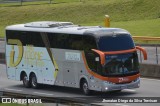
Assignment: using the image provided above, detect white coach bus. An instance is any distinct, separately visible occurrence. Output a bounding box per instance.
[5,21,147,95]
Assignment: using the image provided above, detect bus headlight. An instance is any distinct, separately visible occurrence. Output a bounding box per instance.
[131,77,140,83]
[105,87,108,90]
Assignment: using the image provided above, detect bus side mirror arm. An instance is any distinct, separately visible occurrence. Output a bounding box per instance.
[136,46,147,60]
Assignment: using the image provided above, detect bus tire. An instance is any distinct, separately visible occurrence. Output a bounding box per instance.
[30,74,39,89]
[81,80,91,95]
[22,73,31,88]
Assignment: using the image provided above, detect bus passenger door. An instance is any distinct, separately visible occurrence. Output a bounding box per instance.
[63,62,75,87]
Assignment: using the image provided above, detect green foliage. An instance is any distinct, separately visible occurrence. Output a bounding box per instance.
[0,0,160,37]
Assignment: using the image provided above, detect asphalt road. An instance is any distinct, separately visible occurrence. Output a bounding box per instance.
[0,40,5,53]
[0,64,160,106]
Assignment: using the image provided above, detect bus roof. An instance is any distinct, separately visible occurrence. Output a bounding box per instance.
[6,21,130,36]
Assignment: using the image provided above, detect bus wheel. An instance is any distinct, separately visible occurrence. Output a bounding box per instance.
[31,74,39,89]
[81,80,91,95]
[22,73,31,88]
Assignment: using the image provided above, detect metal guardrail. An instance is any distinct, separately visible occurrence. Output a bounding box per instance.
[138,45,159,65]
[0,0,83,5]
[133,36,160,41]
[132,36,160,65]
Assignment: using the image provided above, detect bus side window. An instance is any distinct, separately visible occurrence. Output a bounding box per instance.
[48,33,83,50]
[6,30,27,46]
[48,33,70,49]
[7,31,45,47]
[56,34,70,49]
[69,35,83,50]
[26,32,45,47]
[83,35,100,73]
[83,35,97,51]
[47,33,57,48]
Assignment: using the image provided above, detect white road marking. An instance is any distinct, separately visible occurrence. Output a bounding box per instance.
[65,96,71,97]
[34,92,54,96]
[123,89,136,92]
[4,88,22,92]
[141,78,160,82]
[115,104,129,106]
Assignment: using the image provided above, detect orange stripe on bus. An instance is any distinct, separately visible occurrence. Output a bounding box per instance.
[108,74,140,83]
[82,51,108,80]
[92,48,137,56]
[92,48,137,65]
[103,48,137,55]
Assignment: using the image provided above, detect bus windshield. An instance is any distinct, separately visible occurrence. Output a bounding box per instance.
[98,34,135,51]
[102,53,139,77]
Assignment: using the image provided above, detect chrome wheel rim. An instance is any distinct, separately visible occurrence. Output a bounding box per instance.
[83,83,88,93]
[23,76,28,85]
[32,76,37,87]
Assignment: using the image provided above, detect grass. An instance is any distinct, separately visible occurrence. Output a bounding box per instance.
[83,18,160,37]
[112,19,160,37]
[0,0,160,38]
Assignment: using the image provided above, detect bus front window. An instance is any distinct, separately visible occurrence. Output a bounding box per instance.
[102,53,139,77]
[98,34,135,51]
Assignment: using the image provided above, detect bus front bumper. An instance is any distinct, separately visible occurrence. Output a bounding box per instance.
[101,77,140,92]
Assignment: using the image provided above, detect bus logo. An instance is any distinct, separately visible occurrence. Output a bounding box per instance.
[8,39,23,67]
[118,77,129,83]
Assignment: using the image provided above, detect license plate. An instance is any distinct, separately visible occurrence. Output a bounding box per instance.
[121,85,127,89]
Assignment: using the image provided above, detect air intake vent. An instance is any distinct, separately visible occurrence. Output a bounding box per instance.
[24,21,73,28]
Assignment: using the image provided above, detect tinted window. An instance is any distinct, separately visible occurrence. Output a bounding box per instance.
[6,30,27,45]
[6,30,45,47]
[56,33,70,49]
[83,35,97,51]
[48,33,83,50]
[68,35,83,50]
[6,31,97,50]
[98,34,134,51]
[47,33,57,48]
[103,53,139,77]
[83,35,100,74]
[27,32,45,47]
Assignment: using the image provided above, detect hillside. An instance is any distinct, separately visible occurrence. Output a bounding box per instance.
[0,0,160,37]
